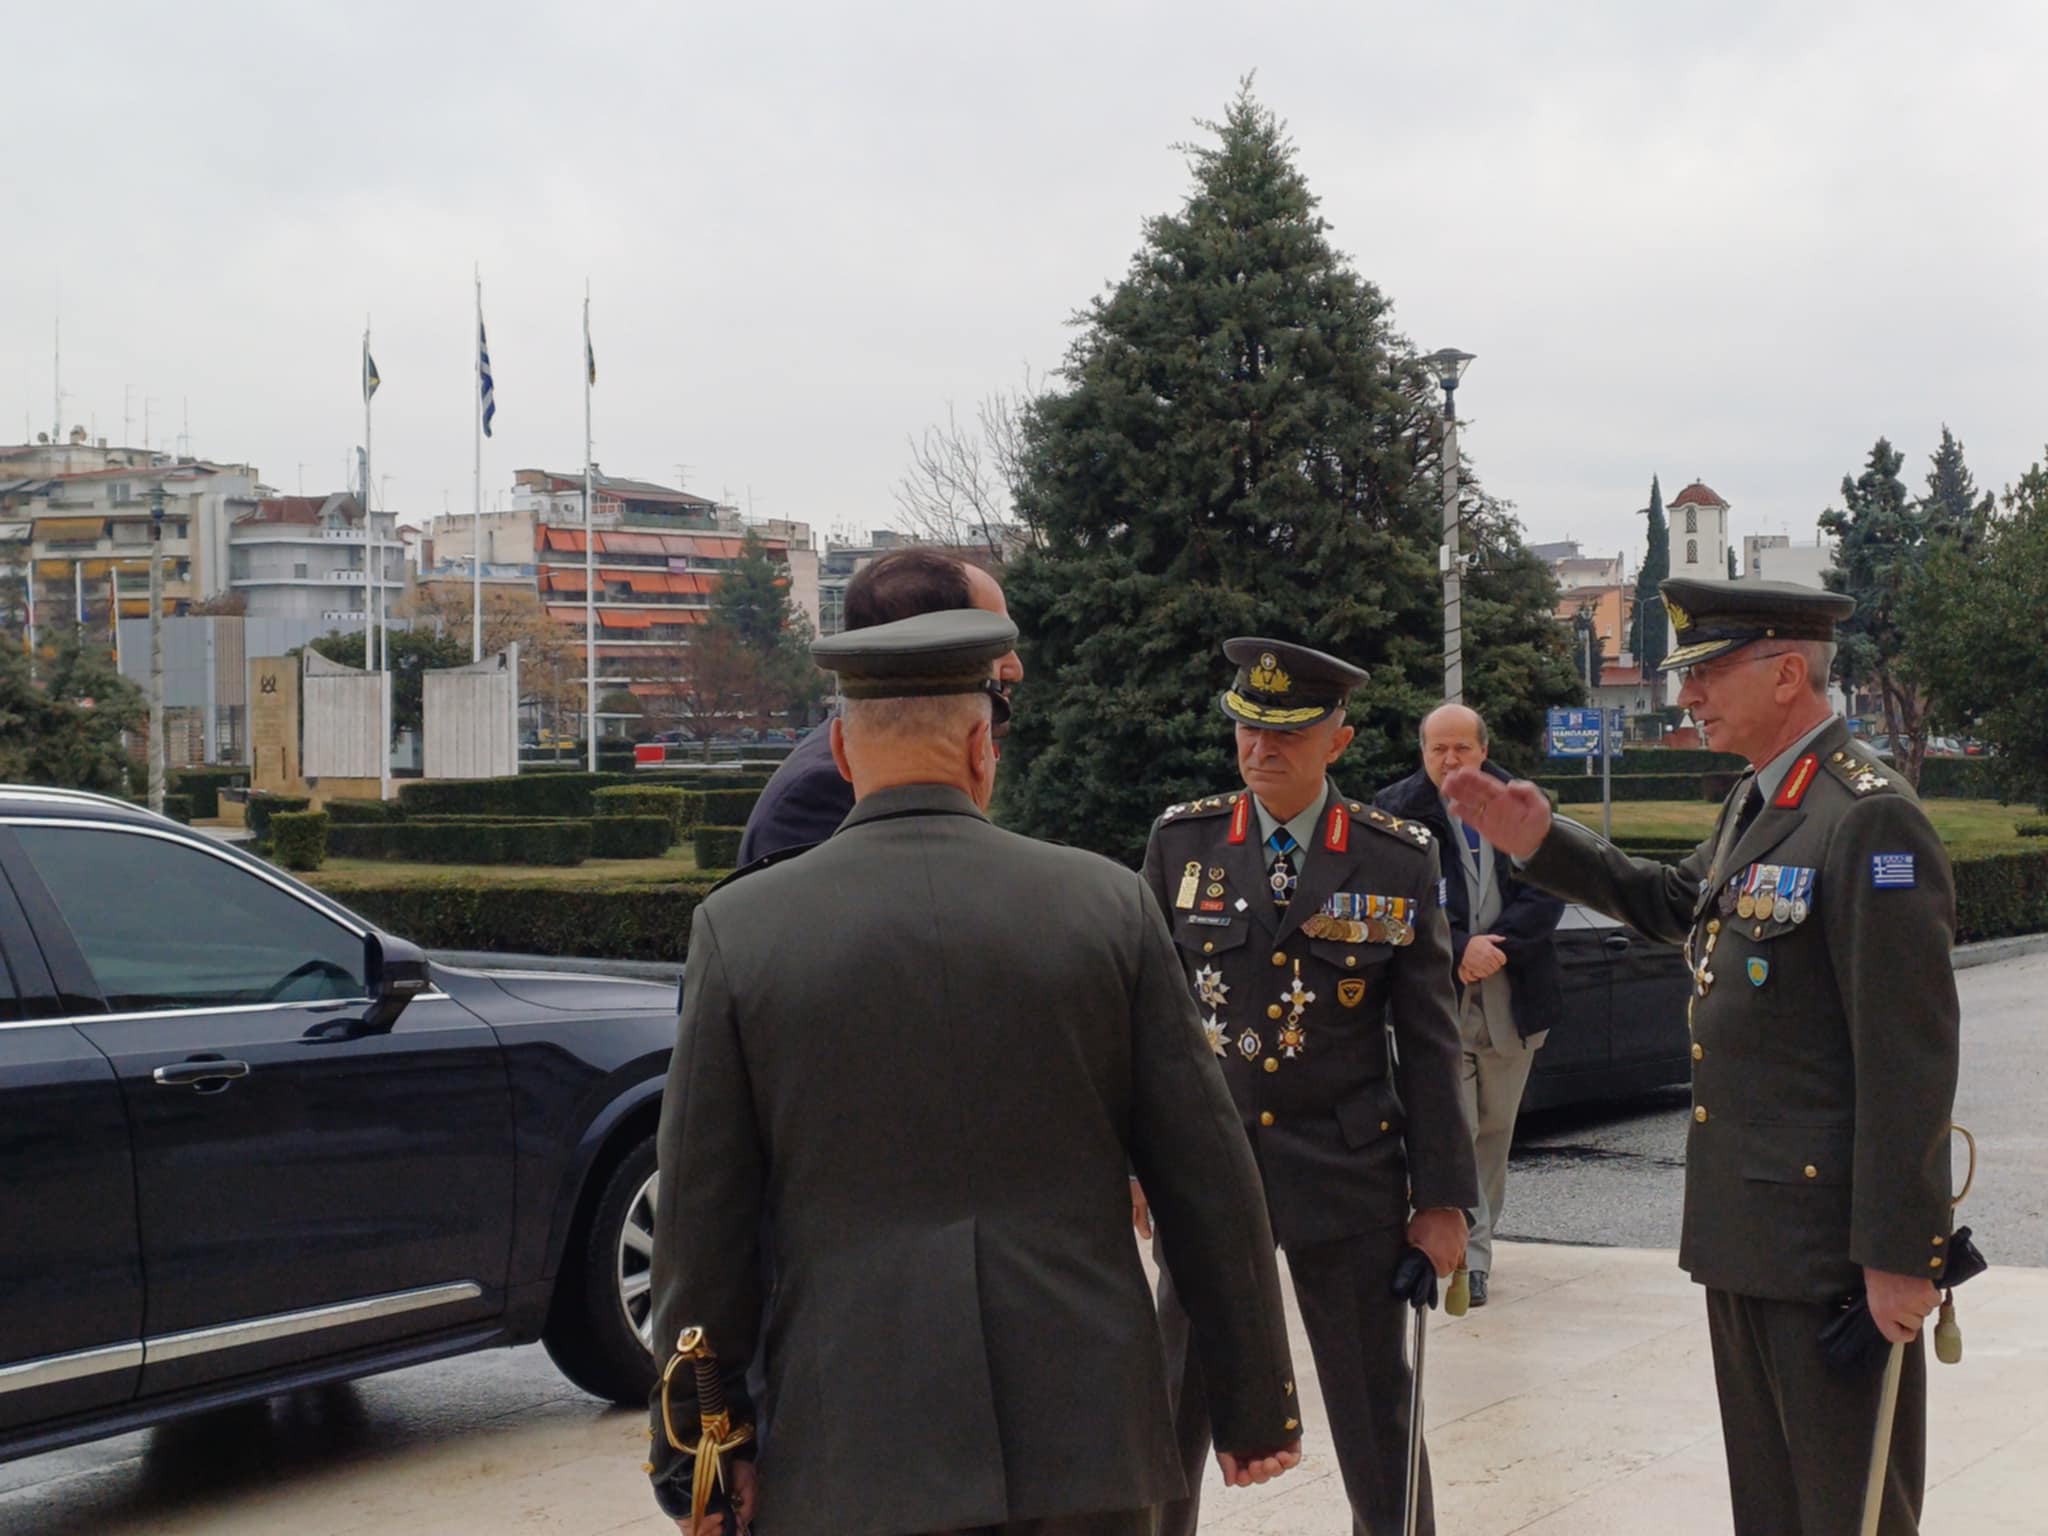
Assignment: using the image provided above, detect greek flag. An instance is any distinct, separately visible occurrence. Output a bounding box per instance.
[362,339,380,402]
[478,316,497,437]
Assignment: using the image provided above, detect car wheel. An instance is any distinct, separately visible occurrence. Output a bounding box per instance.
[543,1135,660,1406]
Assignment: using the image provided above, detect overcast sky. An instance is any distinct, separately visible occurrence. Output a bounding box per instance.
[6,1,2044,565]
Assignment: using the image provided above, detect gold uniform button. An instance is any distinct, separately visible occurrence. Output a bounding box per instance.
[1284,1417,1299,1431]
[1272,951,1288,967]
[1263,1058,1279,1073]
[1267,1004,1284,1020]
[1707,918,1722,934]
[1933,1236,1945,1247]
[1346,955,1358,968]
[1804,1165,1818,1180]
[1203,941,1215,954]
[1694,1106,1709,1123]
[1259,1111,1275,1127]
[1380,1120,1391,1132]
[1929,1257,1944,1270]
[1691,1043,1704,1061]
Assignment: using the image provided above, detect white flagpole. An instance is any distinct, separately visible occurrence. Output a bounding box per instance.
[364,318,376,670]
[584,282,597,772]
[472,267,483,662]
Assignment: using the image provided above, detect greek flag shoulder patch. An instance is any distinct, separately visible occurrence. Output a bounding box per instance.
[1871,853,1917,889]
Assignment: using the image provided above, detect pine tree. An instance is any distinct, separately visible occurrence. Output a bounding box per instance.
[997,84,1577,859]
[1632,475,1670,673]
[1919,425,1994,543]
[710,531,793,653]
[1820,438,1935,785]
[0,630,146,793]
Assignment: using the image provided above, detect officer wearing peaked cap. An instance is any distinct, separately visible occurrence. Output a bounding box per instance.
[1138,637,1478,1536]
[649,608,1303,1536]
[1443,579,1962,1536]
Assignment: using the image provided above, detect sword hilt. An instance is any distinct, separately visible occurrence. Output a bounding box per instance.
[680,1328,728,1421]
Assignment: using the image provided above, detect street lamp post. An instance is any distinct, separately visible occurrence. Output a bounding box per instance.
[1425,348,1476,704]
[147,484,166,815]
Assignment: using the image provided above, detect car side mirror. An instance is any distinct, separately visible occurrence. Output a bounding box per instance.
[362,932,431,1033]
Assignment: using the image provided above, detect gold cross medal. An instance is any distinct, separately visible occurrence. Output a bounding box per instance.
[1276,962,1314,1058]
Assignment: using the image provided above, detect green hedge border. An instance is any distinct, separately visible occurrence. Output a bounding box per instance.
[269,810,329,871]
[337,879,718,961]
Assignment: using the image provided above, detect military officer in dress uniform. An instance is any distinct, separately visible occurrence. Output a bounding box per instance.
[1444,578,1961,1536]
[1135,638,1478,1536]
[648,609,1302,1536]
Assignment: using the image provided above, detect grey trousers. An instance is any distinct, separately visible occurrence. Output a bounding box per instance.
[1455,1038,1539,1275]
[1156,1223,1430,1536]
[936,1513,1152,1536]
[1705,1288,1926,1535]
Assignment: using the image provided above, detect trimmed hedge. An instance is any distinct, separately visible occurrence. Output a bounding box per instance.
[1950,842,2048,943]
[245,793,312,845]
[400,772,620,819]
[327,818,591,866]
[1538,773,1711,804]
[336,878,718,962]
[1917,758,1997,799]
[640,770,774,792]
[270,810,329,871]
[1608,748,1747,776]
[694,824,744,870]
[593,785,689,843]
[324,796,402,824]
[168,767,249,819]
[697,788,763,825]
[129,794,196,824]
[590,816,676,860]
[2020,820,2048,838]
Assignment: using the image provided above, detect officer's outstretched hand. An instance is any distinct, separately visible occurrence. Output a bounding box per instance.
[1441,768,1552,861]
[1217,1440,1302,1487]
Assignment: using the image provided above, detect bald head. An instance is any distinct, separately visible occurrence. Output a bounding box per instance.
[1421,704,1490,789]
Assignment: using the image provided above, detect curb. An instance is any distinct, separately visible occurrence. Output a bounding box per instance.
[1952,932,2048,971]
[434,931,2048,984]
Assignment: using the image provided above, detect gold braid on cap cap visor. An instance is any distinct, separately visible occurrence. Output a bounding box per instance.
[837,673,1000,698]
[1224,690,1331,726]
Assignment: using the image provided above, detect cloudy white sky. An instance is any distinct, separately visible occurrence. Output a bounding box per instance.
[5,1,2044,565]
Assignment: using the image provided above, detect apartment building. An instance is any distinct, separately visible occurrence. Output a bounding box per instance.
[227,493,406,626]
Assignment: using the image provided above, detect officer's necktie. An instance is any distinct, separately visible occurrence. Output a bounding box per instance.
[1267,829,1300,909]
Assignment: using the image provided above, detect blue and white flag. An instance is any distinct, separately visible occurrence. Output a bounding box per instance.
[478,315,497,437]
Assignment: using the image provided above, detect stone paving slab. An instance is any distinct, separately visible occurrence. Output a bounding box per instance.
[4,1242,2041,1534]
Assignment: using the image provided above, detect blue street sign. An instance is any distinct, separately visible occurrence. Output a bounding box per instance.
[1546,707,1626,759]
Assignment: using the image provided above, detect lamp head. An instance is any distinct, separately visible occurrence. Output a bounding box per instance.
[1423,348,1476,392]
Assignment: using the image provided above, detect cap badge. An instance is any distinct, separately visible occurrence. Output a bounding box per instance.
[1248,654,1292,695]
[1663,596,1691,633]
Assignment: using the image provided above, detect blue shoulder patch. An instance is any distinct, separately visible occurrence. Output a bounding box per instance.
[1871,852,1916,889]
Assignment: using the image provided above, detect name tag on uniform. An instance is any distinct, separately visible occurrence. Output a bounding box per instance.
[1185,914,1234,926]
[1871,853,1916,889]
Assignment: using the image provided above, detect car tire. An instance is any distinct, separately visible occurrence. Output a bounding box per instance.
[543,1135,660,1406]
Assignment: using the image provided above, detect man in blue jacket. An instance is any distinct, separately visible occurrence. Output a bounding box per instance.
[1375,703,1563,1306]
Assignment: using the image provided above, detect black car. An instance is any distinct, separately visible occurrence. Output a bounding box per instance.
[1523,902,1693,1112]
[0,786,675,1465]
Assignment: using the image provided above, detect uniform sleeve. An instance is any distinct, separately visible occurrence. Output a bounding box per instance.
[1521,815,1708,945]
[649,906,766,1431]
[1821,795,1960,1275]
[1389,855,1480,1213]
[1139,821,1173,922]
[1124,877,1299,1457]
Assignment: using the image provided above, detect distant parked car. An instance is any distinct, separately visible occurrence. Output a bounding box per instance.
[1523,904,1694,1112]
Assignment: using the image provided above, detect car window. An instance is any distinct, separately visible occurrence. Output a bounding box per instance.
[0,940,15,1024]
[11,825,368,1013]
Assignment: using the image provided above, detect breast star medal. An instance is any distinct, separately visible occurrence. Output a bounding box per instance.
[1193,965,1229,1008]
[1201,1012,1227,1056]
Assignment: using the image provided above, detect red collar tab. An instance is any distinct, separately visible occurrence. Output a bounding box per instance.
[1324,804,1349,852]
[1227,795,1251,845]
[1775,753,1819,809]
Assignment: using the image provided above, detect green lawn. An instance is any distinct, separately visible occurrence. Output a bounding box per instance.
[306,843,707,891]
[1561,799,2039,847]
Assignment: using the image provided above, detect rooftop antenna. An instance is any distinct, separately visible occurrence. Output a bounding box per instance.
[51,308,60,445]
[124,385,134,450]
[673,462,692,490]
[178,397,191,459]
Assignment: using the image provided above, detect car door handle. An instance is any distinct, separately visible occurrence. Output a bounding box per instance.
[1601,934,1632,951]
[152,1058,252,1089]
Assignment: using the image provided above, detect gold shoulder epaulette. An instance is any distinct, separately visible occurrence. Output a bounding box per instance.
[1158,792,1241,825]
[1821,747,1896,797]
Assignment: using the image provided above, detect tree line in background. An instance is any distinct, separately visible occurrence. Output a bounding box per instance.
[1821,428,2048,806]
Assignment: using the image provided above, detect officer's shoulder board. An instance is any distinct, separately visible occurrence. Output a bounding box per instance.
[1156,792,1242,828]
[710,841,820,893]
[1353,801,1436,853]
[1815,746,1899,801]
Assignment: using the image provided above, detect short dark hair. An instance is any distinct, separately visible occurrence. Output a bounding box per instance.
[843,548,974,630]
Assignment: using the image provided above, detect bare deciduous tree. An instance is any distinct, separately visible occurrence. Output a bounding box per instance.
[891,380,1039,554]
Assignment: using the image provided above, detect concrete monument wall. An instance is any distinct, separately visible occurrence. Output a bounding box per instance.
[301,651,388,780]
[423,644,520,781]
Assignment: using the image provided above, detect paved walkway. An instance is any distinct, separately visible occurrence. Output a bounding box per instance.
[14,1241,2037,1534]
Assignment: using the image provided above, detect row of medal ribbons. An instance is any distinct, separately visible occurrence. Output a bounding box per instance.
[1728,863,1815,924]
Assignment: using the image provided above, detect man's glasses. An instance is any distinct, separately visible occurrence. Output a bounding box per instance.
[1674,648,1797,688]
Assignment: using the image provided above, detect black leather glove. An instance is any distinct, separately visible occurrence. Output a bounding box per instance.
[1819,1226,1988,1374]
[1390,1247,1438,1311]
